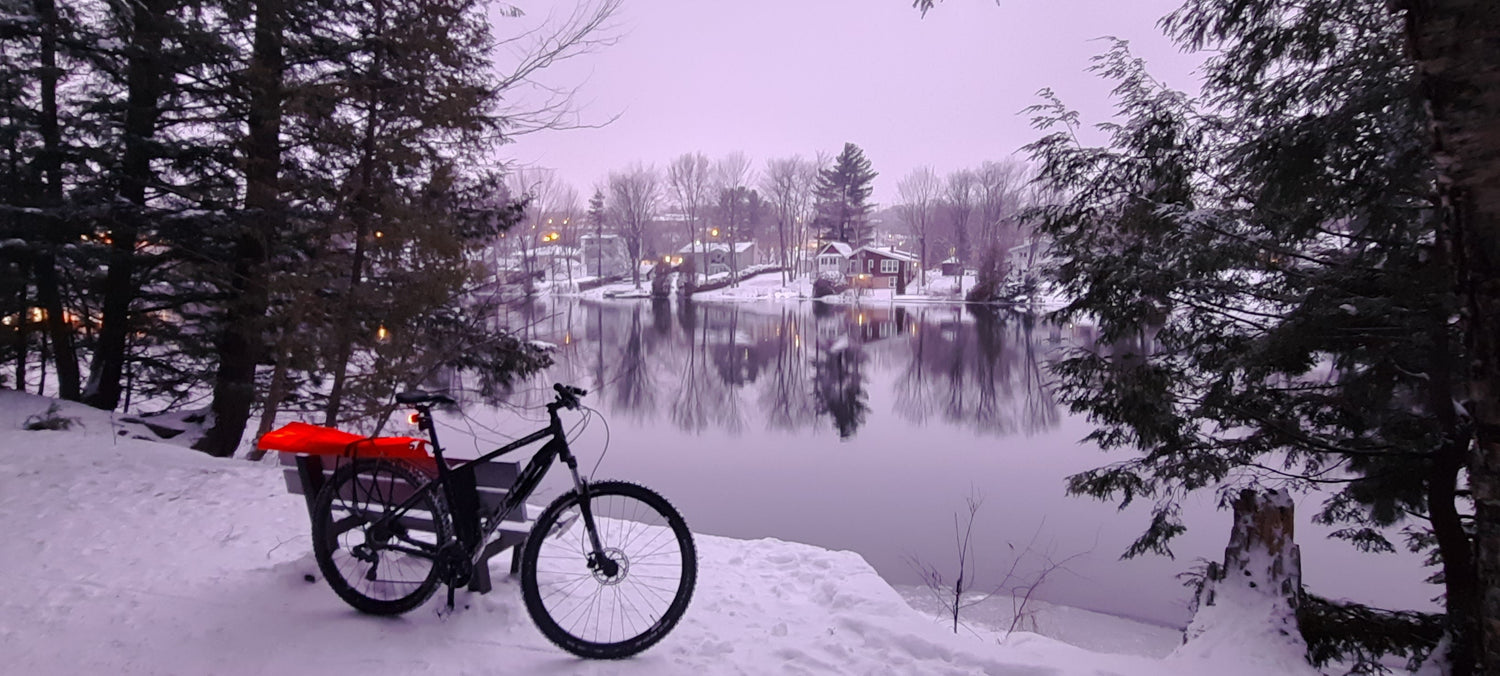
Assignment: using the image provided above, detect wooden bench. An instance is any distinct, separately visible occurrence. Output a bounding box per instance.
[278,452,531,593]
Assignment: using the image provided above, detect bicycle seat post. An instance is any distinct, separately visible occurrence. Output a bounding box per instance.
[413,404,448,473]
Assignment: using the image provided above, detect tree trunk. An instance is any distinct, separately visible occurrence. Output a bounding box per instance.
[33,0,79,400]
[85,0,168,410]
[778,216,788,285]
[195,0,284,457]
[247,348,291,461]
[1400,2,1500,673]
[324,0,384,427]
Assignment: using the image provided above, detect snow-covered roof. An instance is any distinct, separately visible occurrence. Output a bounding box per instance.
[853,246,918,263]
[676,240,756,254]
[940,256,960,265]
[816,242,853,257]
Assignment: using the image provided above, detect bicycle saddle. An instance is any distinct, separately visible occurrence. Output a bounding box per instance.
[395,390,456,406]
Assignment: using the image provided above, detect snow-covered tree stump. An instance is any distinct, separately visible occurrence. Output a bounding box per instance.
[1170,488,1318,674]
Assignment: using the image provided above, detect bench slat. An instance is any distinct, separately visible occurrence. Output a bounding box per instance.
[276,451,519,486]
[279,454,527,522]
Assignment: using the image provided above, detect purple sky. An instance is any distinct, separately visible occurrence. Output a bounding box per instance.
[497,0,1202,205]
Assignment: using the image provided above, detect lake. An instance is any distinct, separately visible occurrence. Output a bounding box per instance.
[428,297,1435,627]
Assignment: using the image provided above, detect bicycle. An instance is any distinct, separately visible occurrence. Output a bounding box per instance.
[308,383,697,659]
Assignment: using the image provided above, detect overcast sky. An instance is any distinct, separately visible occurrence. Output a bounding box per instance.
[496,0,1202,206]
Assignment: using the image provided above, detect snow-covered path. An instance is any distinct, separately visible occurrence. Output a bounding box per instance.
[0,392,1296,675]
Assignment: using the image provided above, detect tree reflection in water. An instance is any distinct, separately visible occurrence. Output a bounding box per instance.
[489,299,1083,439]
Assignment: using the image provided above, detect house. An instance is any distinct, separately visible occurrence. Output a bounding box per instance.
[1006,239,1049,283]
[814,242,855,276]
[677,240,757,277]
[939,256,963,276]
[847,246,919,293]
[579,234,630,278]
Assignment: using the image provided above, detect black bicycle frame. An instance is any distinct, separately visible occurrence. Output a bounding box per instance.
[362,401,604,565]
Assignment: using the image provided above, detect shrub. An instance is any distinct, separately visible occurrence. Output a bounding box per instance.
[812,274,847,298]
[24,403,78,431]
[651,265,673,298]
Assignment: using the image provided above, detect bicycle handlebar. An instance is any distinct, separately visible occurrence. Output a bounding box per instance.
[552,383,588,410]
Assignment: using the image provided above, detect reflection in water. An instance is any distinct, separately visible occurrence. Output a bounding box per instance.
[464,299,1429,626]
[502,299,1084,440]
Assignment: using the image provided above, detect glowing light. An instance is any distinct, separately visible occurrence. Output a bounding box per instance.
[407,412,420,426]
[376,325,389,341]
[374,231,384,238]
[710,228,719,237]
[30,308,44,322]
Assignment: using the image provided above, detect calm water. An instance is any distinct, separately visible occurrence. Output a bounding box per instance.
[431,298,1433,627]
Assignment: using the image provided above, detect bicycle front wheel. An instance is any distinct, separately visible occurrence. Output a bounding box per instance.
[520,481,697,659]
[310,459,448,616]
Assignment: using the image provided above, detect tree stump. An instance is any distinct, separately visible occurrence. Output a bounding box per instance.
[1171,488,1316,673]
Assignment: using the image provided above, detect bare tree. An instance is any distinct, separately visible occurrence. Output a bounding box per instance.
[793,156,824,278]
[761,156,817,284]
[547,182,581,289]
[489,0,624,137]
[943,169,977,267]
[897,166,941,290]
[608,163,660,288]
[974,160,1028,251]
[507,166,562,295]
[667,152,713,286]
[714,152,753,284]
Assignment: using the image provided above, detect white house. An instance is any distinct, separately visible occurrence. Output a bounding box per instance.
[1006,238,1050,283]
[677,240,757,276]
[579,234,630,277]
[814,242,855,276]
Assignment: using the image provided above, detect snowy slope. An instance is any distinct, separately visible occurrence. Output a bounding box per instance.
[0,391,1312,675]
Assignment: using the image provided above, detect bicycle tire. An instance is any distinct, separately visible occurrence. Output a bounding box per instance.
[311,459,449,615]
[520,481,697,659]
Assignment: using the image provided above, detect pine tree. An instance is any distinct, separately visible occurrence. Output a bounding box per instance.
[812,142,877,246]
[587,187,607,277]
[1027,11,1468,670]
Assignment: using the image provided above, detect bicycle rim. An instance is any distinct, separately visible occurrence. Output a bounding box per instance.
[314,460,445,613]
[522,481,696,658]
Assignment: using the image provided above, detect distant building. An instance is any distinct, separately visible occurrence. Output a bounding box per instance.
[847,246,919,293]
[939,256,963,276]
[580,234,630,277]
[814,242,855,276]
[677,240,758,277]
[1006,238,1049,283]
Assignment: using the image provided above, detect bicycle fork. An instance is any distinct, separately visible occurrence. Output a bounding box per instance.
[561,450,619,578]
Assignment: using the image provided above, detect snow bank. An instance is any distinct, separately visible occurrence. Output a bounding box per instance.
[0,391,1293,675]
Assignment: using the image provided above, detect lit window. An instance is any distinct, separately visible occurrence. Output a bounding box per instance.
[880,259,899,274]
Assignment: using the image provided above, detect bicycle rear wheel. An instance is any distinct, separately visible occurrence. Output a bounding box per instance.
[520,481,696,659]
[311,459,448,616]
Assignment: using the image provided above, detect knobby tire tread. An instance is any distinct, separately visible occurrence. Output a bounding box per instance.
[310,459,449,616]
[520,480,697,659]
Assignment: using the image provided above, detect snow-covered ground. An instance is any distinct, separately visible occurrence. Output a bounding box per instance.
[561,271,992,306]
[1,390,1316,675]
